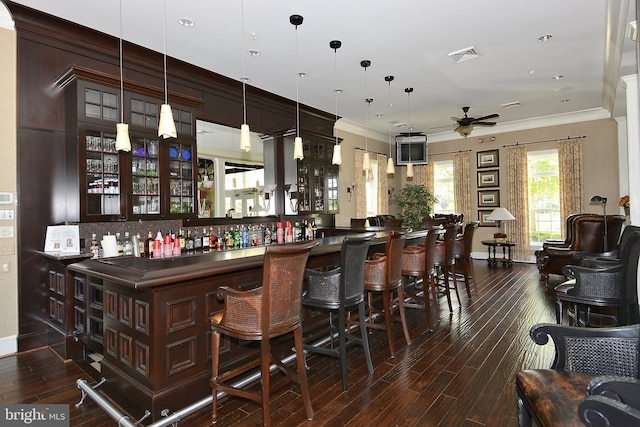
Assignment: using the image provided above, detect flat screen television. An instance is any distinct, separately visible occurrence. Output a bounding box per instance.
[396,134,428,165]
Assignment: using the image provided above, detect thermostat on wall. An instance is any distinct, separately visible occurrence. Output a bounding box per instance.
[0,193,14,204]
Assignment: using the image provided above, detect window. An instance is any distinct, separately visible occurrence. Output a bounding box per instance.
[528,149,561,244]
[433,159,454,214]
[365,159,378,217]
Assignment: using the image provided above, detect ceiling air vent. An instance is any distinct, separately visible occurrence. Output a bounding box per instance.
[448,46,479,63]
[500,101,521,109]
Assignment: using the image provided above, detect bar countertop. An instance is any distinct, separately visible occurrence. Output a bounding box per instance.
[67,229,423,289]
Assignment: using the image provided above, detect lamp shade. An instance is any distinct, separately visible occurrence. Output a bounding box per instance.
[115,123,131,152]
[293,136,304,160]
[332,144,342,165]
[158,104,177,138]
[486,207,515,221]
[406,162,414,178]
[240,123,251,152]
[363,152,371,171]
[386,156,395,175]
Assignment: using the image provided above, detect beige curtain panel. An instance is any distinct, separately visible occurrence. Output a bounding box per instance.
[453,151,471,221]
[506,145,530,261]
[558,138,584,235]
[377,153,389,214]
[354,150,366,218]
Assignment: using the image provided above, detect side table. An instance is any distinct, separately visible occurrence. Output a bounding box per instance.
[481,240,517,267]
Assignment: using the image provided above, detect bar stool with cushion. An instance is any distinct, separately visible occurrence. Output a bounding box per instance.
[210,240,318,426]
[433,224,461,313]
[302,232,375,391]
[362,230,411,358]
[401,227,439,330]
[453,221,479,298]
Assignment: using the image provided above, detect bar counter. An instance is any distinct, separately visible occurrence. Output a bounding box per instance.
[66,228,425,421]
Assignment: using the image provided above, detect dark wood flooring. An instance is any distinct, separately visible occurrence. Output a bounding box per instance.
[0,261,560,426]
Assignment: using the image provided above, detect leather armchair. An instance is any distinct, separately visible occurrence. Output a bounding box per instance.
[535,213,584,272]
[579,376,640,426]
[538,215,626,285]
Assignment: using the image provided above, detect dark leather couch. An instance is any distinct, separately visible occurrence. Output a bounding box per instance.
[538,215,627,285]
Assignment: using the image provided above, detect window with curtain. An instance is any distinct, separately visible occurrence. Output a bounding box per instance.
[433,159,454,214]
[365,159,379,217]
[527,149,561,245]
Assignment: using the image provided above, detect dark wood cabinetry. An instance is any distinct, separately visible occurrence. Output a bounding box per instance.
[297,135,340,214]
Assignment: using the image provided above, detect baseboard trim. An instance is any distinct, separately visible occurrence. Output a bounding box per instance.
[0,335,17,357]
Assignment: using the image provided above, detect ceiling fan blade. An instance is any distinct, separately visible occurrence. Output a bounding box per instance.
[450,116,461,121]
[474,121,497,126]
[473,113,499,122]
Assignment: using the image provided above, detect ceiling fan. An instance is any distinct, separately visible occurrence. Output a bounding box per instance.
[451,106,499,137]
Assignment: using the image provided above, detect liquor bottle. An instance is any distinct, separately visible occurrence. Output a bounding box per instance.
[116,232,123,256]
[145,231,154,258]
[122,232,134,256]
[233,226,241,249]
[285,221,293,243]
[153,231,163,258]
[202,227,210,252]
[241,225,249,248]
[210,227,218,250]
[276,222,284,244]
[185,229,195,253]
[89,233,100,258]
[178,228,186,250]
[225,226,233,249]
[311,219,318,239]
[264,224,272,246]
[193,228,203,251]
[300,220,307,241]
[135,233,144,257]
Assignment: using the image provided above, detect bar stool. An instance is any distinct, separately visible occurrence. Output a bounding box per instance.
[210,240,318,427]
[453,221,479,298]
[302,232,375,391]
[433,224,460,313]
[401,227,440,330]
[361,230,410,358]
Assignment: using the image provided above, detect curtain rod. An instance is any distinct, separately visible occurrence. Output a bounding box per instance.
[428,149,472,157]
[502,135,587,147]
[354,147,389,156]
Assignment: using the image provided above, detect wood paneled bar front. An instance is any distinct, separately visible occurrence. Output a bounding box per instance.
[66,230,426,421]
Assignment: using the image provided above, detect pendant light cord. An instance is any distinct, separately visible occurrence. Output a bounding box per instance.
[241,0,247,124]
[163,0,168,104]
[119,0,124,123]
[295,25,300,138]
[334,48,338,145]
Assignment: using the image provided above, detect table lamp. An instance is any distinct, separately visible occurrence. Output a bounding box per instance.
[486,207,515,243]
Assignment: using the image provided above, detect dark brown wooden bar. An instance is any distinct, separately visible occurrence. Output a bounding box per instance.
[66,230,425,420]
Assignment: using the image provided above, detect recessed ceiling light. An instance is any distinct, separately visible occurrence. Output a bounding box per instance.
[179,18,195,27]
[529,70,536,75]
[538,34,552,42]
[552,75,564,80]
[247,50,260,57]
[334,88,343,94]
[298,72,307,78]
[560,99,571,103]
[376,113,383,117]
[240,76,251,82]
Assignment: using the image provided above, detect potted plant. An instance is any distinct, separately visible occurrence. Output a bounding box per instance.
[392,184,438,230]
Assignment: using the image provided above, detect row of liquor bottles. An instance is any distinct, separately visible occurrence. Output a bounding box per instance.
[88,220,319,259]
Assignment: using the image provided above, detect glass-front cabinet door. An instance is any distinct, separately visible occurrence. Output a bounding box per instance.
[296,135,340,214]
[131,137,160,215]
[83,129,122,218]
[168,141,195,215]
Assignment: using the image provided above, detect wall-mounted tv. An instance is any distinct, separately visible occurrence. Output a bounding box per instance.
[396,134,428,165]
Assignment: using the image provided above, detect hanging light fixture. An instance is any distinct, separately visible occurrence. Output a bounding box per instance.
[360,60,372,173]
[115,0,131,152]
[158,0,177,139]
[385,75,395,175]
[405,87,414,178]
[239,0,251,152]
[364,97,374,179]
[330,40,342,165]
[290,14,304,160]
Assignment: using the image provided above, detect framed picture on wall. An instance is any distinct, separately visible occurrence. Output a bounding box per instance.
[478,190,500,207]
[477,170,499,188]
[477,149,499,168]
[478,209,497,227]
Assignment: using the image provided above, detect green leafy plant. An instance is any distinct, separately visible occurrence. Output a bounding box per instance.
[392,184,438,230]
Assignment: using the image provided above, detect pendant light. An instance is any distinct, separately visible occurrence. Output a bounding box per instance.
[364,97,374,179]
[290,15,304,160]
[361,60,371,173]
[115,0,131,152]
[330,40,342,165]
[385,75,395,174]
[158,0,177,139]
[405,87,414,178]
[239,0,251,152]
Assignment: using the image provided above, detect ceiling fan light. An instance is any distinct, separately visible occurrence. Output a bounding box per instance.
[456,125,473,137]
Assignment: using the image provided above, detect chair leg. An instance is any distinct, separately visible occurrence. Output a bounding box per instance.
[428,272,440,321]
[260,338,271,427]
[294,327,314,421]
[421,274,434,330]
[441,266,454,313]
[211,330,221,424]
[338,306,348,391]
[382,290,396,358]
[517,396,533,427]
[357,301,374,375]
[396,285,411,346]
[462,258,472,298]
[555,299,564,324]
[450,263,462,306]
